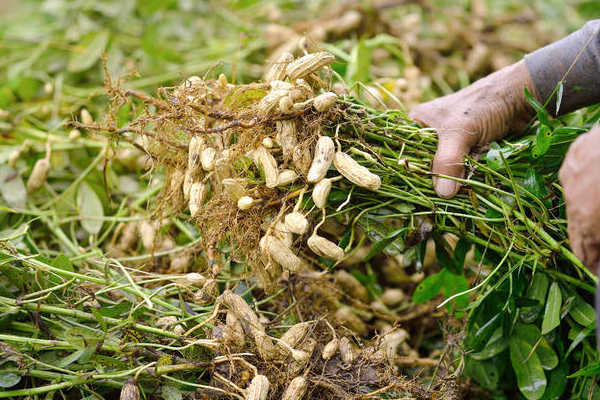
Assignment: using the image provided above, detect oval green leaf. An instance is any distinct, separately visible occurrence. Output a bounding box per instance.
[569,297,596,328]
[521,273,549,324]
[540,363,567,400]
[509,336,547,400]
[413,271,444,304]
[0,165,27,208]
[76,182,104,235]
[515,323,558,370]
[471,327,508,360]
[541,282,561,335]
[523,168,550,207]
[364,227,406,261]
[534,125,552,158]
[0,372,21,388]
[466,358,499,390]
[161,385,183,400]
[67,30,110,72]
[64,326,103,350]
[468,313,502,352]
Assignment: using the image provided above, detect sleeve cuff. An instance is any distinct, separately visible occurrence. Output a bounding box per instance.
[524,20,600,116]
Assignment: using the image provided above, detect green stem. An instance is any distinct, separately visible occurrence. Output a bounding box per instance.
[0,296,181,339]
[5,251,179,311]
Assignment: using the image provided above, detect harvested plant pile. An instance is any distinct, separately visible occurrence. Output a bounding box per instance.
[1,39,599,400]
[74,49,600,398]
[1,1,598,399]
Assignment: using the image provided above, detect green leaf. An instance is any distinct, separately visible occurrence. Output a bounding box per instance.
[346,39,371,85]
[0,165,27,208]
[555,81,564,115]
[50,254,75,285]
[468,313,502,352]
[440,270,469,314]
[57,349,85,368]
[328,190,350,202]
[76,182,104,235]
[560,295,576,319]
[413,240,428,270]
[568,362,600,378]
[525,87,549,126]
[0,86,16,109]
[523,168,550,207]
[565,325,593,358]
[540,363,567,400]
[224,88,267,109]
[360,217,405,256]
[534,342,558,372]
[67,30,110,72]
[514,323,558,370]
[465,358,499,390]
[579,381,600,400]
[353,268,383,298]
[52,254,73,272]
[509,336,547,400]
[93,355,127,370]
[515,297,541,308]
[569,296,596,327]
[98,303,131,318]
[91,307,108,332]
[140,23,182,62]
[157,354,174,369]
[9,76,43,101]
[533,125,552,158]
[453,237,471,270]
[413,270,444,304]
[0,373,21,388]
[485,143,506,169]
[0,310,19,331]
[161,385,183,400]
[579,1,600,18]
[470,327,509,360]
[521,273,549,324]
[338,229,353,252]
[364,227,406,261]
[64,327,104,350]
[395,203,415,213]
[541,282,561,335]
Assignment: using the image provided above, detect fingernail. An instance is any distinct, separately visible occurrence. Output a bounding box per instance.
[435,178,458,198]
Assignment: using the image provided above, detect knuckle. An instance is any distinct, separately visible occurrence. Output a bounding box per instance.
[434,151,462,167]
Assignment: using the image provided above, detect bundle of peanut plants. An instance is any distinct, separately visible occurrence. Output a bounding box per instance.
[65,50,600,399]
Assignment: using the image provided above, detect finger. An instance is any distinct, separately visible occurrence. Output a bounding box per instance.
[432,128,474,199]
[568,219,600,274]
[581,236,600,274]
[566,218,585,266]
[409,103,443,129]
[408,108,430,127]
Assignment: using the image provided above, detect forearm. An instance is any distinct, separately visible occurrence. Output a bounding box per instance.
[525,20,600,116]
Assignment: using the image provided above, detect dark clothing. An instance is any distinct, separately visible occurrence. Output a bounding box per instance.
[525,20,600,116]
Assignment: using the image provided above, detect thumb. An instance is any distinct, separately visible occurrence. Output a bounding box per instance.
[432,129,473,199]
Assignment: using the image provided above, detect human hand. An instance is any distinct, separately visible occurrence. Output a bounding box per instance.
[559,127,600,275]
[409,60,535,198]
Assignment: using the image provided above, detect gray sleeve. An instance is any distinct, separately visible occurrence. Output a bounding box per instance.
[525,20,600,116]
